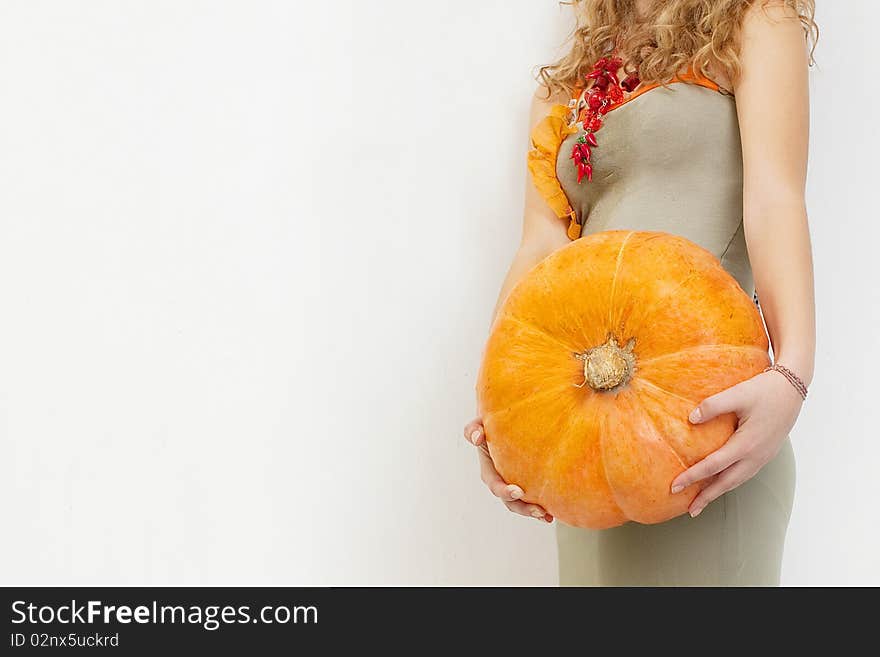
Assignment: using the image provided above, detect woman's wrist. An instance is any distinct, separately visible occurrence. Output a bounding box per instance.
[764,363,808,400]
[770,350,814,389]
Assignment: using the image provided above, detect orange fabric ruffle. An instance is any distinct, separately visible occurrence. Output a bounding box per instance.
[526,103,582,240]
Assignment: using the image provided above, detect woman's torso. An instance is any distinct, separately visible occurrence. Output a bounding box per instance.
[555,82,753,295]
[547,78,795,585]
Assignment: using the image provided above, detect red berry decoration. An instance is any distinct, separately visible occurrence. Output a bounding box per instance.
[571,53,641,185]
[621,74,641,92]
[575,161,594,184]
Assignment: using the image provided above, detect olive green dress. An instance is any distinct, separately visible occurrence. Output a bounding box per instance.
[551,83,796,586]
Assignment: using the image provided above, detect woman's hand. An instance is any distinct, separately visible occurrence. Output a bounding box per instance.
[463,418,554,523]
[670,368,804,518]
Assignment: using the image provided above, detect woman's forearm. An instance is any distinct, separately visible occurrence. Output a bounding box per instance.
[744,196,816,386]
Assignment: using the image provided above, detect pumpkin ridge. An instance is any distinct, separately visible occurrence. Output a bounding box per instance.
[636,393,689,471]
[485,394,589,512]
[630,269,704,333]
[596,402,628,521]
[607,230,637,331]
[534,398,620,523]
[637,343,769,367]
[503,313,582,354]
[632,377,699,409]
[481,383,581,423]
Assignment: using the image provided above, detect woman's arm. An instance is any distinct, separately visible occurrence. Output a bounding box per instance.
[736,1,816,385]
[670,1,815,516]
[490,92,571,320]
[463,87,571,524]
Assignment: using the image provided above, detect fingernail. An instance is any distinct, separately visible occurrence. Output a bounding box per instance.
[470,429,482,444]
[690,506,703,518]
[671,484,684,494]
[531,509,544,519]
[507,485,524,500]
[689,407,702,423]
[544,514,554,523]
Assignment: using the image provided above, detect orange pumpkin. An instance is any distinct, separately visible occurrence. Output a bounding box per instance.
[476,230,769,529]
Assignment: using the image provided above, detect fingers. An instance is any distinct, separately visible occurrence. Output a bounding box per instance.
[465,417,552,522]
[670,433,747,493]
[477,447,552,522]
[463,418,485,446]
[687,460,757,517]
[689,382,749,424]
[674,383,753,492]
[504,500,555,523]
[477,448,521,500]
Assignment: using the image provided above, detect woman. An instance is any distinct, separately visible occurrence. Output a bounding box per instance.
[463,0,817,586]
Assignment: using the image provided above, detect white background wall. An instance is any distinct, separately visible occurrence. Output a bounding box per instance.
[0,1,875,586]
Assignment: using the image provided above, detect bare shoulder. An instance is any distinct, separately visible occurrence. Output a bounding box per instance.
[740,0,809,46]
[528,84,570,124]
[738,0,810,68]
[743,0,803,25]
[531,83,570,107]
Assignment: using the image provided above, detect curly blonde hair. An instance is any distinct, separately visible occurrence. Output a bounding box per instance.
[538,0,817,99]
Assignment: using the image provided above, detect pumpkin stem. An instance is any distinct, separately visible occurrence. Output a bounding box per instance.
[575,334,635,391]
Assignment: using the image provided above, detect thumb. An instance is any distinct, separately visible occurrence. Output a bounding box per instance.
[689,382,748,424]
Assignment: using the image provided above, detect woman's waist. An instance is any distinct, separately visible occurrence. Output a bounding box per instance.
[579,201,752,292]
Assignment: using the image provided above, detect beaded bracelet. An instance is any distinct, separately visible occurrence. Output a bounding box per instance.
[763,363,808,400]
